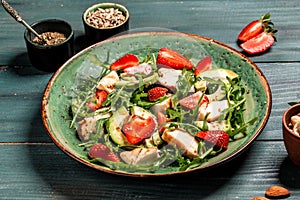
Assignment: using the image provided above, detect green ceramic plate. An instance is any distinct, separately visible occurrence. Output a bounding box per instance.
[42,32,271,177]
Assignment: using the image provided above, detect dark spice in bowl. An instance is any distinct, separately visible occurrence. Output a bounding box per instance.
[32,32,66,45]
[24,19,74,72]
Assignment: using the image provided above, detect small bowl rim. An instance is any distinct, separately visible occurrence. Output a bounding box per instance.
[82,2,130,30]
[24,18,74,49]
[282,103,300,139]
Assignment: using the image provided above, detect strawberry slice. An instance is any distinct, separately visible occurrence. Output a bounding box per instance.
[195,130,230,150]
[157,47,194,70]
[110,54,139,71]
[194,56,212,76]
[88,143,120,162]
[86,89,108,111]
[240,31,275,55]
[148,87,168,101]
[157,111,168,126]
[95,89,108,106]
[178,91,209,110]
[122,115,156,145]
[238,13,273,42]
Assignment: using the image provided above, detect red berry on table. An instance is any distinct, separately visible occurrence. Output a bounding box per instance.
[238,13,277,55]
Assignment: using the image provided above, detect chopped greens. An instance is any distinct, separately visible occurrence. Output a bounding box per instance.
[70,47,257,174]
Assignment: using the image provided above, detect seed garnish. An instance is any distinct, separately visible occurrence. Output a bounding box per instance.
[86,7,126,29]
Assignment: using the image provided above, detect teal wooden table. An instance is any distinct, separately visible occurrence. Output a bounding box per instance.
[1,0,300,199]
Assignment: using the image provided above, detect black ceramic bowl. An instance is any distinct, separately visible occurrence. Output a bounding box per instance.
[82,3,130,44]
[24,19,74,72]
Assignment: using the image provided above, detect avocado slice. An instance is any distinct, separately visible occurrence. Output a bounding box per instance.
[195,68,239,101]
[107,106,131,146]
[131,105,157,122]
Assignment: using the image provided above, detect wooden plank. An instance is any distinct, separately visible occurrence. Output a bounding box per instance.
[0,95,51,142]
[0,0,300,65]
[1,1,300,199]
[0,142,299,199]
[256,62,300,141]
[0,67,52,142]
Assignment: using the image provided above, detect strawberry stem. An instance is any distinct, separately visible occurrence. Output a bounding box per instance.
[260,13,278,40]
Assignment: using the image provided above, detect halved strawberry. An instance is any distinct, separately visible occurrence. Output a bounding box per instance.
[156,48,194,70]
[86,89,108,111]
[148,87,168,101]
[122,115,156,145]
[88,143,120,162]
[238,13,277,55]
[240,31,275,55]
[238,13,273,42]
[195,130,230,150]
[194,56,212,76]
[178,91,209,110]
[110,54,139,71]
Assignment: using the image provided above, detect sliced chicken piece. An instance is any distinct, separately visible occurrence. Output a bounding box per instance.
[194,120,229,131]
[77,113,111,142]
[120,147,160,165]
[178,91,209,110]
[198,100,229,122]
[150,96,172,116]
[157,68,182,92]
[123,63,153,76]
[162,128,199,158]
[97,71,119,93]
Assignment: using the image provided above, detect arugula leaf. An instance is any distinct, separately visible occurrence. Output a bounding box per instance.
[220,76,257,138]
[87,53,110,69]
[130,85,168,109]
[178,156,205,171]
[70,53,111,128]
[174,68,195,99]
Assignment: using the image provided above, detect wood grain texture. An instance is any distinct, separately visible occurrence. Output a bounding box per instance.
[1,0,300,199]
[0,0,300,64]
[0,142,299,199]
